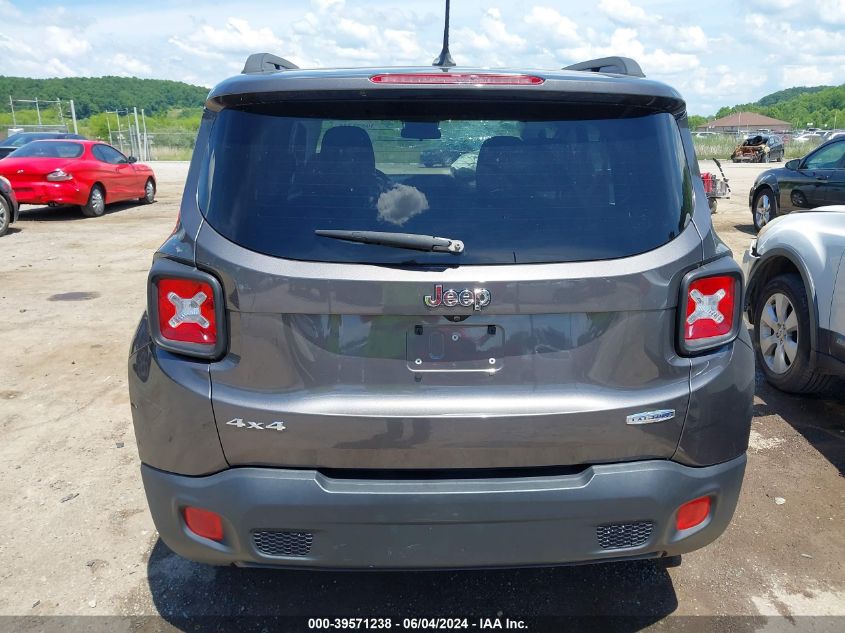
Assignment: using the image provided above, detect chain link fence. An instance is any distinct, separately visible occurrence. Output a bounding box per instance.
[108,130,196,161]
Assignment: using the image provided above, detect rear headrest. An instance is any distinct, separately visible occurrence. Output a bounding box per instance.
[475,136,525,195]
[319,125,375,169]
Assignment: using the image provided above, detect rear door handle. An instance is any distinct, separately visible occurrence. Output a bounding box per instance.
[815,174,829,181]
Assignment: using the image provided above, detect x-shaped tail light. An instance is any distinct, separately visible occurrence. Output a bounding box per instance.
[682,274,739,352]
[155,278,218,347]
[686,288,726,325]
[167,291,210,329]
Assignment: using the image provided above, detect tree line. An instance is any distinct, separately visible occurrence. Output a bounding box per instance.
[0,76,208,118]
[697,84,845,130]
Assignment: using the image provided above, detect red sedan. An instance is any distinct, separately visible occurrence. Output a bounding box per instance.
[0,140,156,217]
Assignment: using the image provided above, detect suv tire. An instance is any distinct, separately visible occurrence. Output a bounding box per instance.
[752,273,834,394]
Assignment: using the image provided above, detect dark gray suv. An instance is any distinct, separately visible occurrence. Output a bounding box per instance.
[128,53,754,569]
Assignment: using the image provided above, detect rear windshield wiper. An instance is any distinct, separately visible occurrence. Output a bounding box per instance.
[315,230,464,254]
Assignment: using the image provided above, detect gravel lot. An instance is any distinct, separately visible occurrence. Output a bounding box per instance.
[0,161,843,628]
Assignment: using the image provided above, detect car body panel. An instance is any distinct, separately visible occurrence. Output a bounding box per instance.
[0,140,154,206]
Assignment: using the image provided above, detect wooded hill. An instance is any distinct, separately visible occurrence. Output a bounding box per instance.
[707,84,845,129]
[0,76,209,118]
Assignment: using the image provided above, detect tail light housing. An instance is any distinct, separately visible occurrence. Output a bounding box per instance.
[46,169,73,182]
[148,260,226,359]
[678,265,743,355]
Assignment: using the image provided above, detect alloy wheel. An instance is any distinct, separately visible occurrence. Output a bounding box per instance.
[759,292,799,374]
[755,193,772,228]
[92,188,105,214]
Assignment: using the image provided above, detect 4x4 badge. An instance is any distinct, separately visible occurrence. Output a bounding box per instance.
[424,284,491,311]
[226,418,286,432]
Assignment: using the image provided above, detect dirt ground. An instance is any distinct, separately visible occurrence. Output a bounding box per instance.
[0,161,843,628]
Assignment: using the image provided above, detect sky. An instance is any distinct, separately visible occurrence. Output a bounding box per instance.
[1,0,844,115]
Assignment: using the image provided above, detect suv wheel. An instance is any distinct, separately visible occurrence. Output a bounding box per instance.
[0,195,10,237]
[81,185,106,217]
[752,188,776,232]
[753,273,833,394]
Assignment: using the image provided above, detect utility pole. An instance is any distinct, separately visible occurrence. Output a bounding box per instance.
[133,107,142,159]
[69,100,78,134]
[9,96,15,127]
[141,109,148,161]
[34,97,41,125]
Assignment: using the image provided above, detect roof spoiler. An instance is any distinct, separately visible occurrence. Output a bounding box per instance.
[563,56,645,78]
[242,53,299,74]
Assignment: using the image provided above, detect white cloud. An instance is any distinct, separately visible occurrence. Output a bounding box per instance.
[0,0,21,17]
[598,0,650,25]
[781,65,835,87]
[110,53,152,77]
[45,27,92,56]
[524,6,581,45]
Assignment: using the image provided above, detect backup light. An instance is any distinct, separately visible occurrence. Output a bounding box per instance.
[369,73,544,85]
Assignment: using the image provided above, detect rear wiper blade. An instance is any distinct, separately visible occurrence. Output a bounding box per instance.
[315,230,464,254]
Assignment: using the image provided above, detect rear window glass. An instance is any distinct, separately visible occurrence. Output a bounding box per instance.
[199,105,693,265]
[10,141,83,159]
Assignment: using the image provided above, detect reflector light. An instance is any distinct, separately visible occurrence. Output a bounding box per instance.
[156,278,217,345]
[183,506,224,542]
[684,276,737,341]
[369,73,544,85]
[676,496,711,531]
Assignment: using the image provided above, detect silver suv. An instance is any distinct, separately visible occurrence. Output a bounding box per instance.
[128,53,754,569]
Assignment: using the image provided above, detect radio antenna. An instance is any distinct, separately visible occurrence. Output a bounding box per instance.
[432,0,456,67]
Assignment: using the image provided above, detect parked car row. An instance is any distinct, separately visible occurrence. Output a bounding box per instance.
[0,138,156,234]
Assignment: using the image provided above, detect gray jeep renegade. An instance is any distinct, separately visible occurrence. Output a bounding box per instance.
[128,52,754,569]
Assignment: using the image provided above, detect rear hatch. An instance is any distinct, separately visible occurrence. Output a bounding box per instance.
[194,89,700,470]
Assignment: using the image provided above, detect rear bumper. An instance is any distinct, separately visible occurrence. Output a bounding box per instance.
[12,181,85,205]
[142,455,746,569]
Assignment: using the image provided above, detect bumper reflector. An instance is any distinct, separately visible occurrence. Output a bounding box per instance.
[183,506,224,541]
[676,496,711,530]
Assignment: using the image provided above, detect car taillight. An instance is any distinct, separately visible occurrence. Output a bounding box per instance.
[157,278,217,345]
[679,269,742,355]
[46,169,73,181]
[369,73,544,85]
[148,264,226,359]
